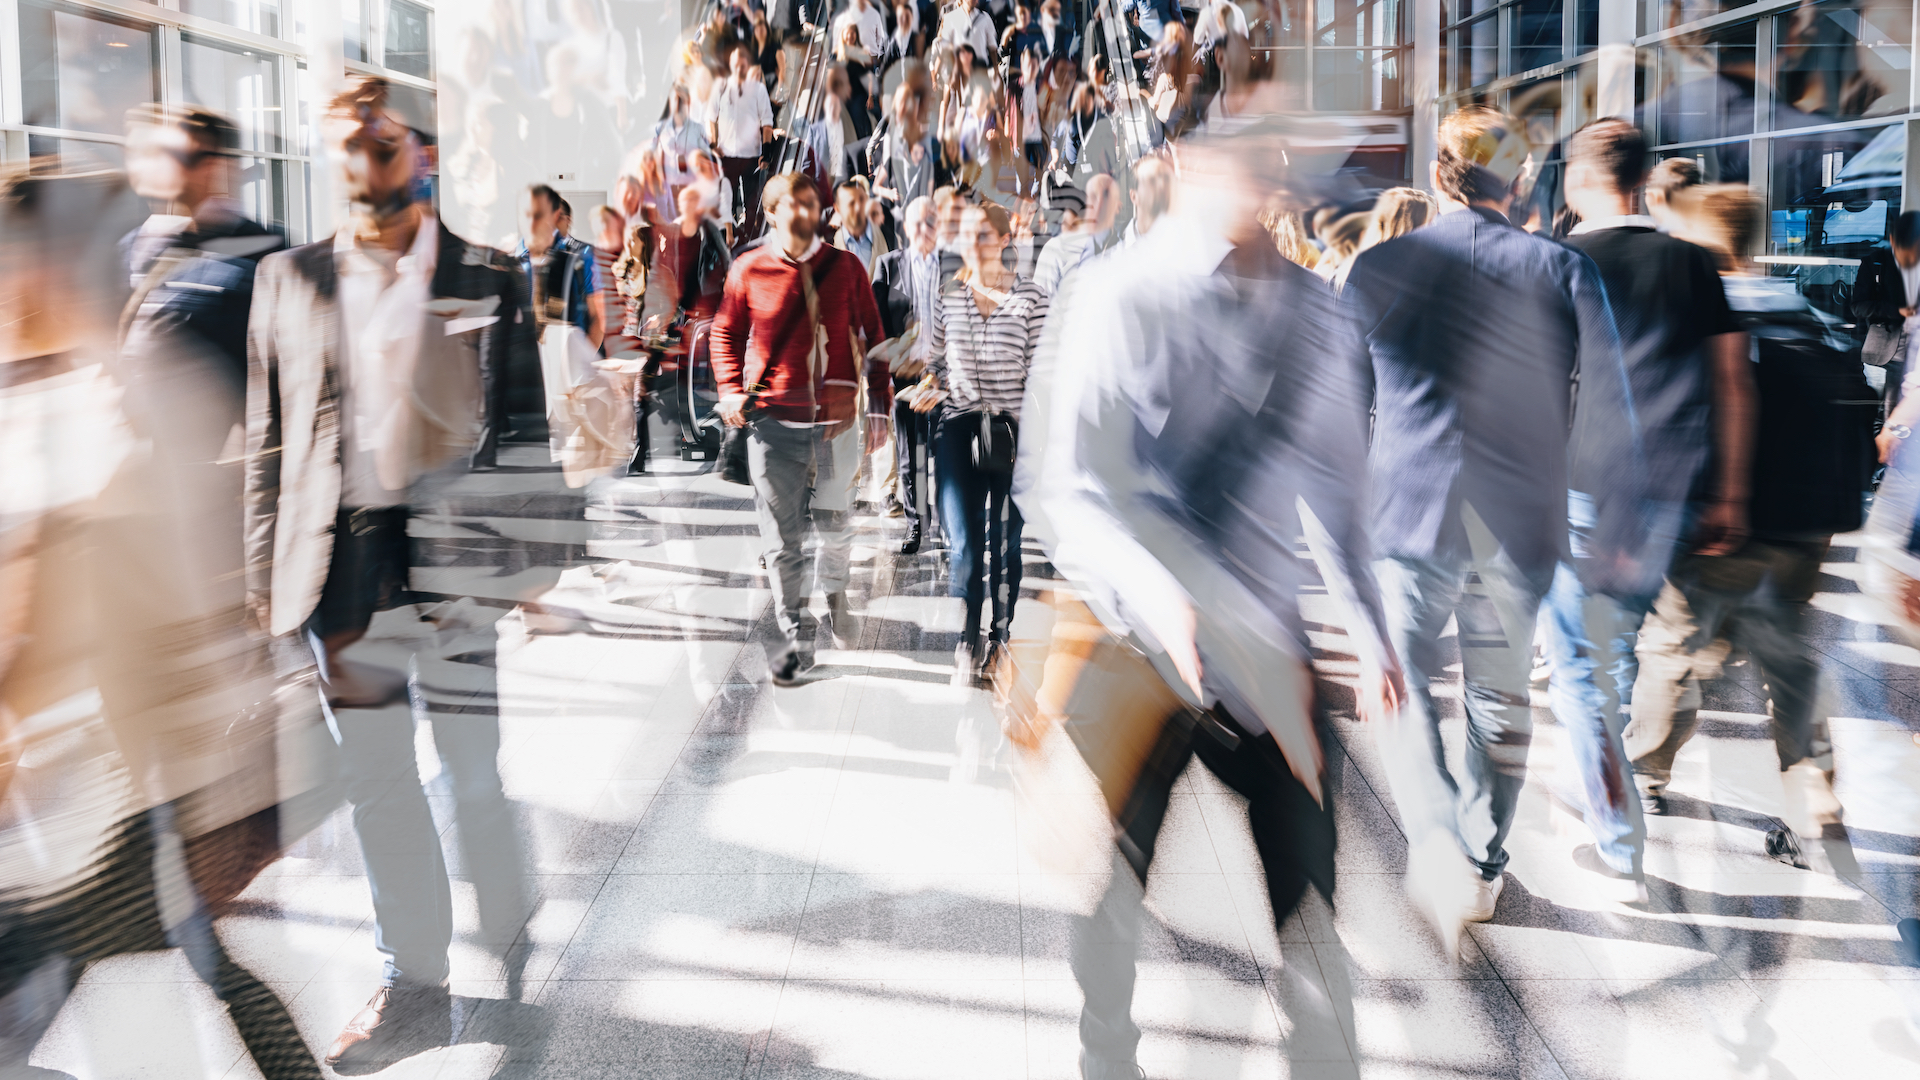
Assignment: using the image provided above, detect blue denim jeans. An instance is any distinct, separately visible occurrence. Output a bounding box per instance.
[1542,562,1649,876]
[933,412,1023,645]
[1373,527,1548,882]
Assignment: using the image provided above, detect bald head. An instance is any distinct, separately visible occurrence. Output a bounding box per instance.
[905,196,937,254]
[1083,174,1119,233]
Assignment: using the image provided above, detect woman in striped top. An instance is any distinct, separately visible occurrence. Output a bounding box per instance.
[918,201,1050,684]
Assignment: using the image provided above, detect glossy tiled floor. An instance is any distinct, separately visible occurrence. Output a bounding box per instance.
[26,441,1920,1079]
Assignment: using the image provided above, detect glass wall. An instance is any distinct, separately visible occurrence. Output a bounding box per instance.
[1445,0,1920,336]
[3,0,439,243]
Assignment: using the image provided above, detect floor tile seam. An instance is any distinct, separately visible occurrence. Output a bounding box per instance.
[537,868,622,993]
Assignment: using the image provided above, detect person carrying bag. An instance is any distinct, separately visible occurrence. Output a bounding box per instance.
[915,201,1050,686]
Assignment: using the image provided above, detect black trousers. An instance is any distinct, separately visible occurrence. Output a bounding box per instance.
[893,386,936,530]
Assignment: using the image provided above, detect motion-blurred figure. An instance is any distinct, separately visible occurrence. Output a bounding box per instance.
[1547,119,1749,894]
[244,75,533,1070]
[1026,121,1400,1080]
[1,163,324,1078]
[870,195,942,554]
[1342,106,1631,950]
[1628,185,1872,876]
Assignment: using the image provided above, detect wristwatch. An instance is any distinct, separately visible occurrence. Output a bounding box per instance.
[1891,423,1913,440]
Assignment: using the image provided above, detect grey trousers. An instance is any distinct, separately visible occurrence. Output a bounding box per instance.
[748,417,861,655]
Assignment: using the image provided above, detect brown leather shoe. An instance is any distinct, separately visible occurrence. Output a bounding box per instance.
[323,985,451,1073]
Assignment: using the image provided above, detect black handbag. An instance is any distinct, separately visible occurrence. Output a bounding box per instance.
[973,410,1018,476]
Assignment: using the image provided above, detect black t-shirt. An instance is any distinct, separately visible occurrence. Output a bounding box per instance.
[1567,225,1740,508]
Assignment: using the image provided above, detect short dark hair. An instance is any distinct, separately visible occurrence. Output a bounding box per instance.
[326,74,433,146]
[762,170,821,213]
[527,183,562,213]
[125,104,241,158]
[557,196,573,218]
[1894,210,1920,250]
[835,179,866,200]
[1566,118,1649,195]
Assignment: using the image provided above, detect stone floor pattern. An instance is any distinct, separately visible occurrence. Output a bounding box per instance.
[27,441,1920,1080]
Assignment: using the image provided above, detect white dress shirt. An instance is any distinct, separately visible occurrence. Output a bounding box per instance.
[336,214,483,506]
[712,77,774,158]
[833,2,888,57]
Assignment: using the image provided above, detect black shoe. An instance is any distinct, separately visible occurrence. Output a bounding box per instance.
[976,637,1004,684]
[770,650,806,687]
[1640,791,1668,816]
[1765,826,1810,869]
[898,523,921,555]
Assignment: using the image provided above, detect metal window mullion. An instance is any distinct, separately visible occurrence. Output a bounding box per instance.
[159,23,184,109]
[1752,14,1772,135]
[1498,0,1510,79]
[0,0,22,131]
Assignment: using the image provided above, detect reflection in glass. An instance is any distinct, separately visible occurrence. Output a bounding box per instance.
[1314,49,1406,109]
[182,35,286,155]
[1576,0,1600,53]
[179,0,282,38]
[24,134,127,173]
[1510,73,1566,156]
[386,0,433,79]
[1514,0,1564,73]
[344,0,369,63]
[236,156,290,234]
[1654,0,1761,34]
[19,2,157,136]
[1767,124,1902,319]
[1646,20,1758,145]
[1773,0,1912,129]
[1316,0,1403,47]
[1461,16,1498,88]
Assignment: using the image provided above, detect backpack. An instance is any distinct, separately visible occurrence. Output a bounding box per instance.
[1741,305,1878,536]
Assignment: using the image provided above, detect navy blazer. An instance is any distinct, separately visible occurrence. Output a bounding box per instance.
[1344,206,1641,594]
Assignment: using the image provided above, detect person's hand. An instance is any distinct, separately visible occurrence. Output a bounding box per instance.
[1693,497,1748,556]
[715,393,750,427]
[895,356,927,380]
[1355,659,1404,724]
[1152,596,1204,700]
[865,413,891,454]
[1879,424,1906,464]
[1902,306,1916,319]
[910,386,941,413]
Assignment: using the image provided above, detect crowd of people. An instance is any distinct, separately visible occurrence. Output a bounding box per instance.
[2,0,1917,1074]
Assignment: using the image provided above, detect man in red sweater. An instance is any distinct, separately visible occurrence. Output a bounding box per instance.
[712,171,891,684]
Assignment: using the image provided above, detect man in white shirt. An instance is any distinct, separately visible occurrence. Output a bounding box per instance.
[939,0,997,66]
[1032,171,1117,295]
[710,45,776,236]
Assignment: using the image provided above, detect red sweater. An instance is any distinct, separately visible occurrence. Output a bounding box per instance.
[710,241,890,423]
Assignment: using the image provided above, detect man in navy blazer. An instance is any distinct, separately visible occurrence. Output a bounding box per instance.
[1343,105,1639,951]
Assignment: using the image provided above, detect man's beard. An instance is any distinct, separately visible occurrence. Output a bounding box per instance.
[350,185,415,222]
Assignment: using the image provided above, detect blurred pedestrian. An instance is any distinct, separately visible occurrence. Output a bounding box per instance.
[712,44,776,236]
[245,76,534,1070]
[872,196,943,553]
[1343,105,1631,951]
[1549,118,1749,896]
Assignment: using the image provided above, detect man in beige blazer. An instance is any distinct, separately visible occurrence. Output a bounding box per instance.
[244,74,536,1072]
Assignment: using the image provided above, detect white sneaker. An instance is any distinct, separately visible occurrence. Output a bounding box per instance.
[1463,873,1504,923]
[1404,836,1474,957]
[951,642,974,689]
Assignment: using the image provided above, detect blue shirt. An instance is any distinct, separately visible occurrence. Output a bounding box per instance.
[518,232,597,330]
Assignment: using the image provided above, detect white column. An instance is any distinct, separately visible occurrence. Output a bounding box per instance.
[1596,0,1636,120]
[1412,0,1441,190]
[301,0,346,240]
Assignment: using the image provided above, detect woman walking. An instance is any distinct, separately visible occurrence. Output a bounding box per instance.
[917,202,1049,685]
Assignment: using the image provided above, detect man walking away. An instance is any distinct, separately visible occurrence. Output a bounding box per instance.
[711,172,891,684]
[1549,118,1748,897]
[1342,105,1631,952]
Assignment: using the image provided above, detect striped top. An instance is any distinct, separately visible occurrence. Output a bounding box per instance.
[929,275,1049,419]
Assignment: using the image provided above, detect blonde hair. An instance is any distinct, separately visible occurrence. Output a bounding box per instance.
[1671,183,1762,273]
[1436,104,1531,205]
[1363,187,1435,248]
[1260,200,1315,267]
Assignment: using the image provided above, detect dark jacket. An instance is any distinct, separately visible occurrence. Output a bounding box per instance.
[1850,246,1907,328]
[1344,206,1642,595]
[870,247,916,340]
[120,214,285,386]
